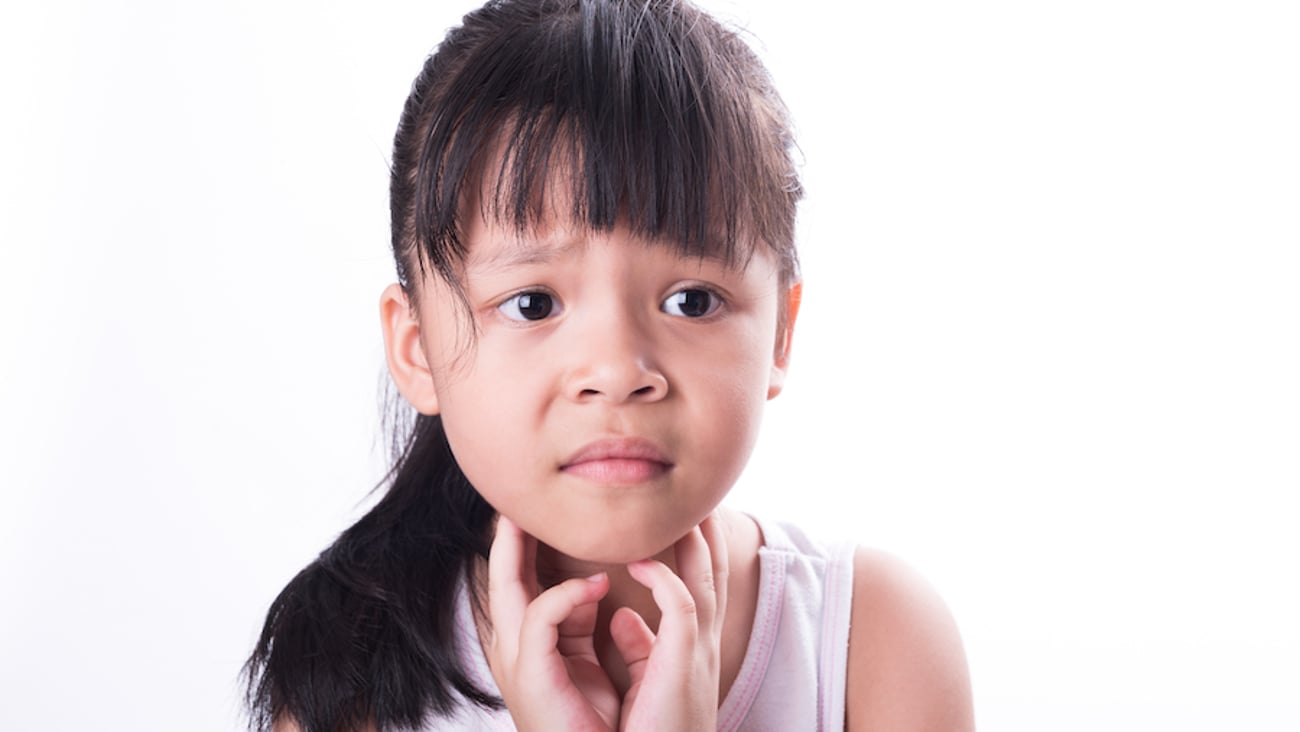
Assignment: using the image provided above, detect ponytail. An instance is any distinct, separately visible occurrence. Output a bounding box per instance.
[243,415,500,732]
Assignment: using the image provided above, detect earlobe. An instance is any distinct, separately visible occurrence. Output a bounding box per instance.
[379,283,440,415]
[767,281,802,400]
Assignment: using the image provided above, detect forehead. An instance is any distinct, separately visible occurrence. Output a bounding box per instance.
[455,155,760,271]
[445,122,771,263]
[460,209,759,278]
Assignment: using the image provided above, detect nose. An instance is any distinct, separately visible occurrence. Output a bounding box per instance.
[563,314,669,404]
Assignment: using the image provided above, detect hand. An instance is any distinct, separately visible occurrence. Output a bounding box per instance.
[612,514,729,731]
[484,515,621,731]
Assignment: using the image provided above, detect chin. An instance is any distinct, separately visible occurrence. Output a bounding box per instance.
[548,530,677,566]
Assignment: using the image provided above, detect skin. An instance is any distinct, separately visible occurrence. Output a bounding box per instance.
[845,548,975,730]
[274,209,975,730]
[385,211,785,729]
[391,217,790,565]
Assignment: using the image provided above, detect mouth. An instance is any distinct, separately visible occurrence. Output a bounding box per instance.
[560,437,673,484]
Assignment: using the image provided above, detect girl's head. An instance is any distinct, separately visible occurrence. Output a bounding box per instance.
[381,0,804,562]
[248,3,804,727]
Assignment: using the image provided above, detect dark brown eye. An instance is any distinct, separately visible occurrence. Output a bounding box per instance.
[499,292,557,321]
[662,289,719,318]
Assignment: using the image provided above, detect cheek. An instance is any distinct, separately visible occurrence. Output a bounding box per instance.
[441,411,537,527]
[686,356,771,471]
[434,351,555,505]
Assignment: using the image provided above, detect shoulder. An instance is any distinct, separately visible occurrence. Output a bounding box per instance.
[845,548,974,732]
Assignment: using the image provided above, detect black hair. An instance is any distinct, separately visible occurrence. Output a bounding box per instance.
[244,1,802,730]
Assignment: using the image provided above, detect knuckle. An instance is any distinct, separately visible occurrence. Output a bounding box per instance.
[675,594,699,617]
[698,570,717,593]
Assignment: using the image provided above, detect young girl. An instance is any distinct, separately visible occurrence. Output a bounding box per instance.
[246,1,973,729]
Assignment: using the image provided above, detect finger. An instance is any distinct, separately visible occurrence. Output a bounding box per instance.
[487,515,533,661]
[556,589,602,659]
[609,606,655,687]
[521,521,539,596]
[625,559,697,660]
[517,573,610,670]
[699,513,730,638]
[673,525,717,630]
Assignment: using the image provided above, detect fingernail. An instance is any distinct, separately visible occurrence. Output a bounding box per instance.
[586,572,607,583]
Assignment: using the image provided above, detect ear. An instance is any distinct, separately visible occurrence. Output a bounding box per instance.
[380,283,440,415]
[767,281,802,400]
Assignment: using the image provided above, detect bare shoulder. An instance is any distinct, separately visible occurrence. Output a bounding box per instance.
[845,547,974,732]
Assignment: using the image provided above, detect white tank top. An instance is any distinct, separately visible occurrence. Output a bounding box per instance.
[434,517,856,731]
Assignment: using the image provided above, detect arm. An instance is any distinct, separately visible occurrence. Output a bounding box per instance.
[845,548,975,732]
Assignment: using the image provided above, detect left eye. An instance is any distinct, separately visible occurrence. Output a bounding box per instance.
[661,288,720,318]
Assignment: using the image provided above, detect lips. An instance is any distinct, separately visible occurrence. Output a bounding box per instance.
[560,437,673,483]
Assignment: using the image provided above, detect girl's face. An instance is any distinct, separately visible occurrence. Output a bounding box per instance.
[400,211,794,563]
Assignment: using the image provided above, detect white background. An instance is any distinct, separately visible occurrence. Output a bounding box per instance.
[2,0,1297,729]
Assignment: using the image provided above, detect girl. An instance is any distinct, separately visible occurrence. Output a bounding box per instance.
[246,0,973,730]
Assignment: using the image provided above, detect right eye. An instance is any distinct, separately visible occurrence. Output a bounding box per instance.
[497,291,559,321]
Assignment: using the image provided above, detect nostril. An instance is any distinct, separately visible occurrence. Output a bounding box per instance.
[570,373,668,402]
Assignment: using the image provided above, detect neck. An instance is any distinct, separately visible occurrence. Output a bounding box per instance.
[533,539,675,629]
[471,506,763,697]
[537,543,679,694]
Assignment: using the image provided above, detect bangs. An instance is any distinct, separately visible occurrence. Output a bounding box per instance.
[395,0,801,290]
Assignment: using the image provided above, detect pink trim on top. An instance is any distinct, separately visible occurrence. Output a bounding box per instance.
[816,545,847,730]
[717,553,786,732]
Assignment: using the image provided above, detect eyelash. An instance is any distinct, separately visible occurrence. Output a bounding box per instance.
[661,285,725,319]
[493,284,727,323]
[496,289,561,322]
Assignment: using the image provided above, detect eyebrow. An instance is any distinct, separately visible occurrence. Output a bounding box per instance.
[470,237,589,273]
[470,234,739,274]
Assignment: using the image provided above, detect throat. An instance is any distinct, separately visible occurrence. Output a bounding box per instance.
[472,508,764,705]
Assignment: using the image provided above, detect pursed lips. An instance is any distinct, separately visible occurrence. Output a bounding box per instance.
[559,437,673,483]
